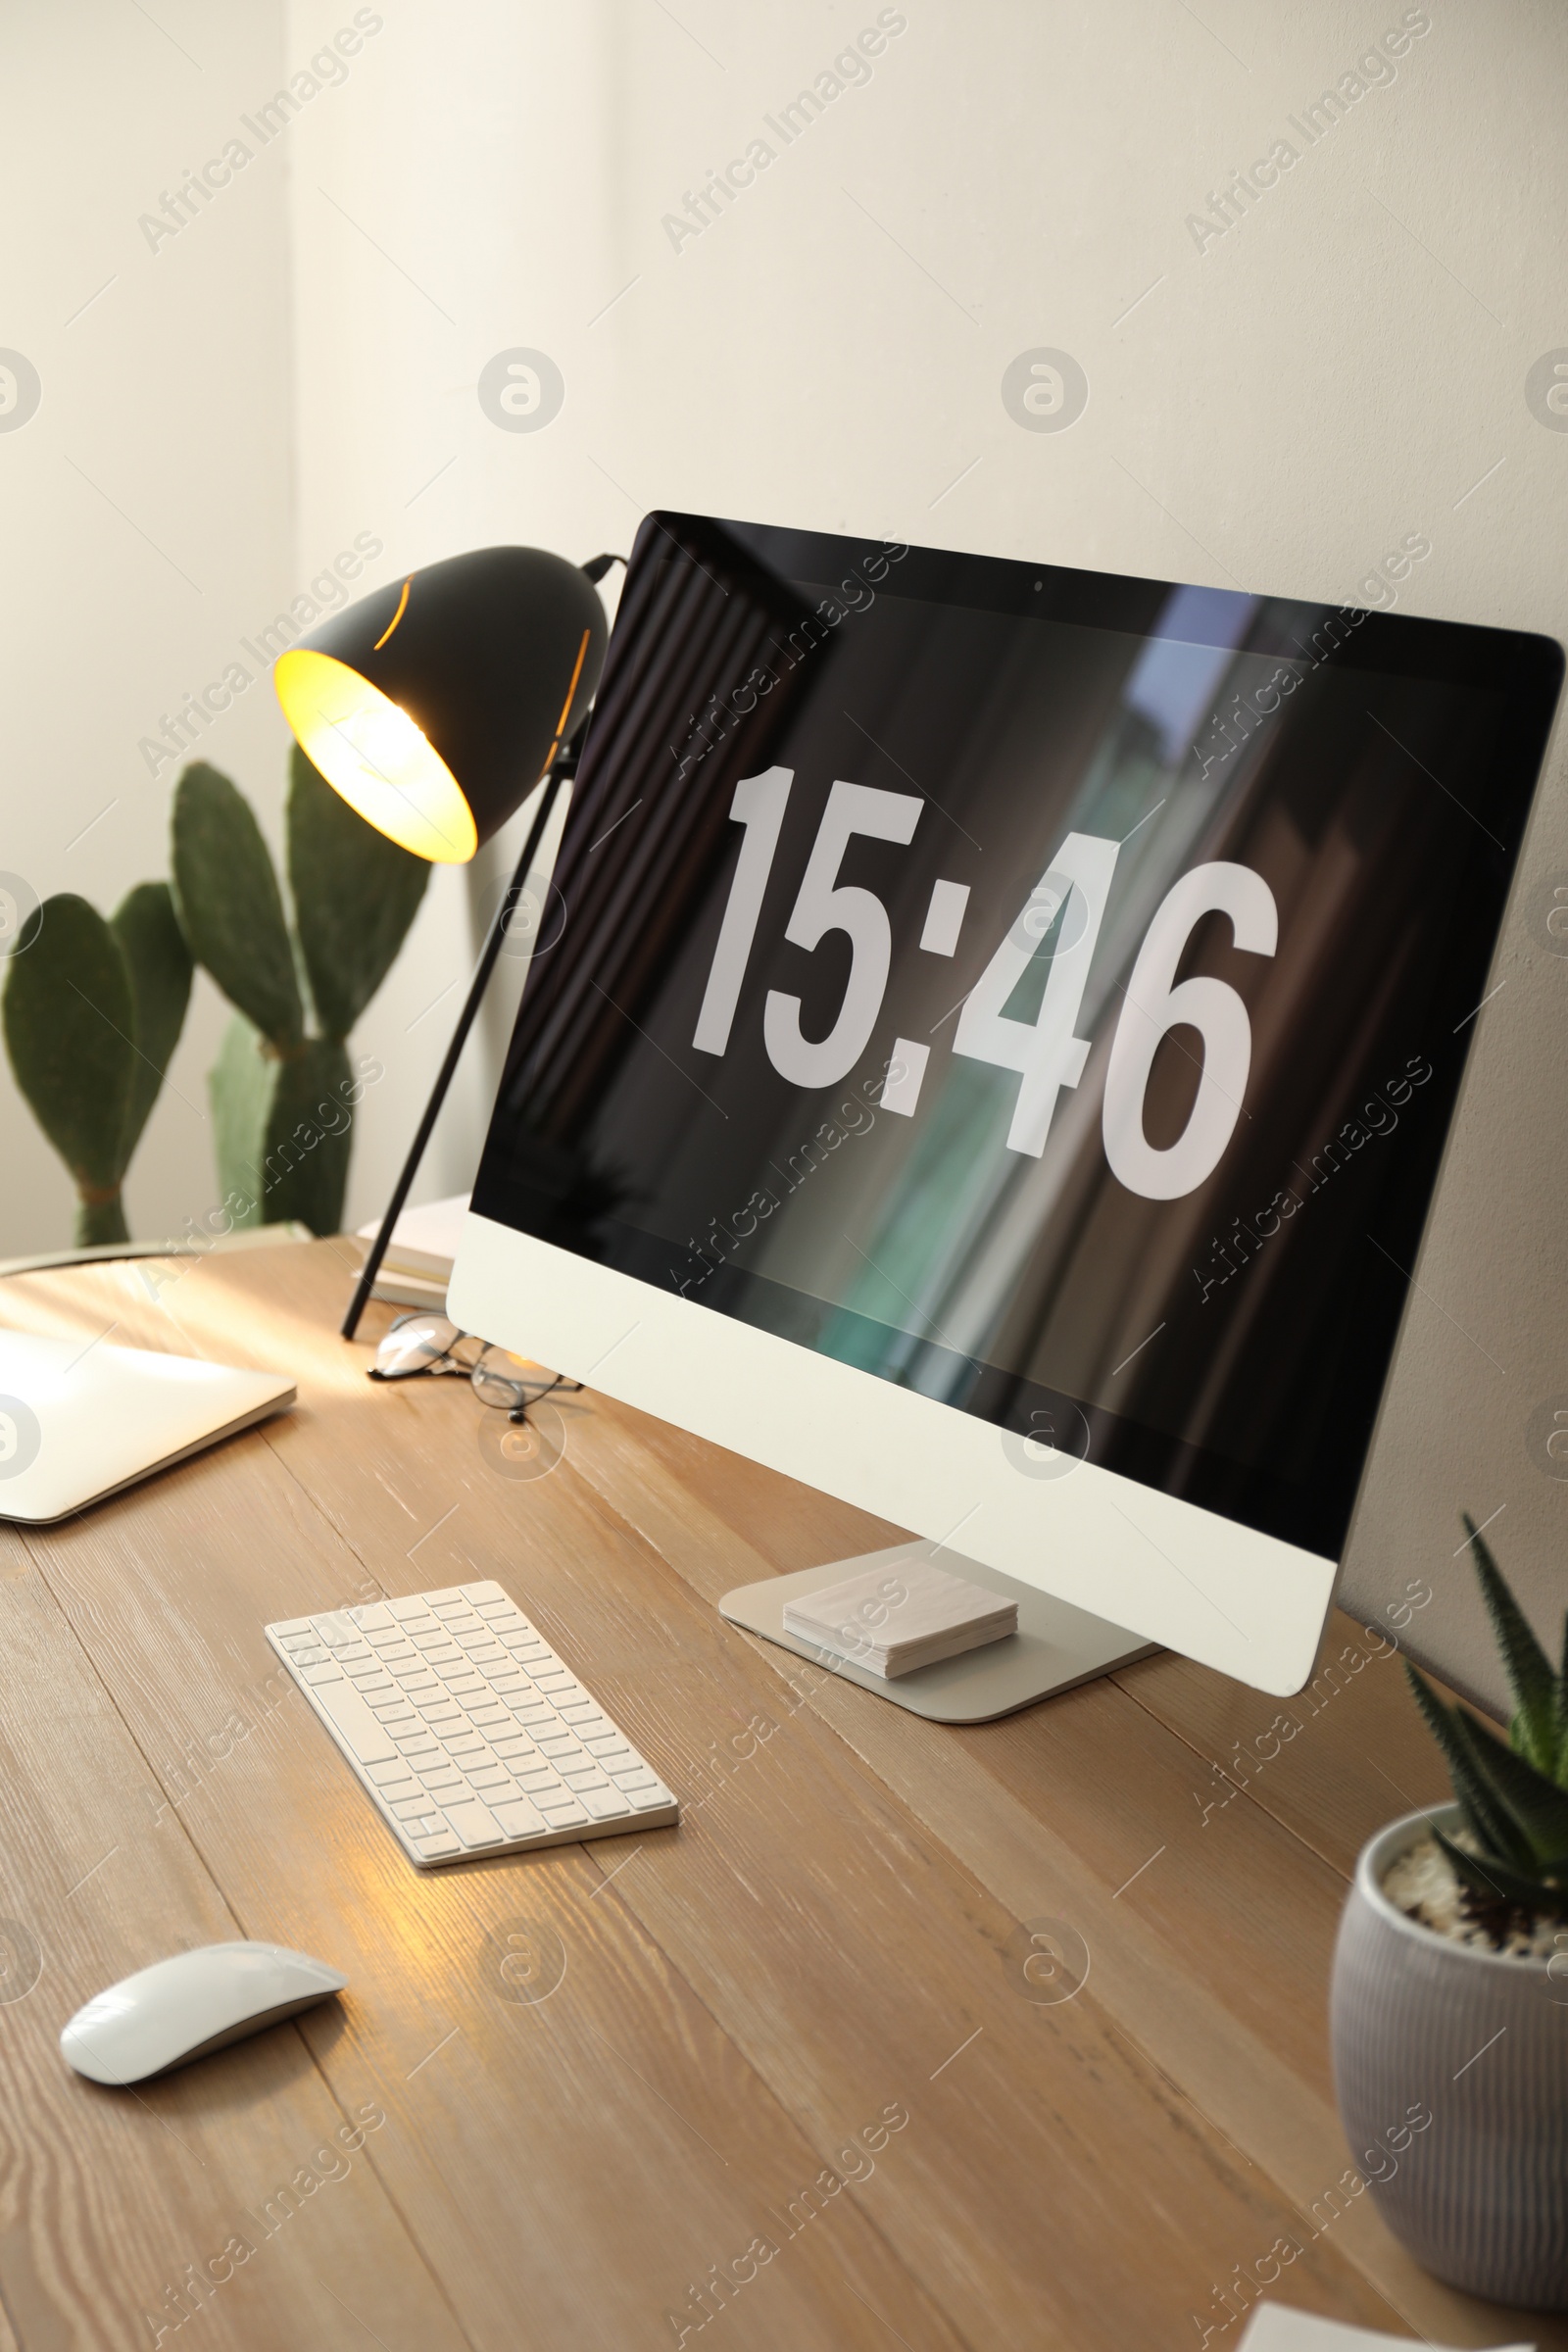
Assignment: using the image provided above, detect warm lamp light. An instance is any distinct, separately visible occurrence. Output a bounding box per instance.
[270,542,619,1336]
[274,545,608,863]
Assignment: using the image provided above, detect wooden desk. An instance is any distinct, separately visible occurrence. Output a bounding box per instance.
[0,1241,1548,2351]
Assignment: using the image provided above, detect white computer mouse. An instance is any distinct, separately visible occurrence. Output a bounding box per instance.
[60,1941,347,2085]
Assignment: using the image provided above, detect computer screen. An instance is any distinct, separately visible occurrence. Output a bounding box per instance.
[468,514,1559,1570]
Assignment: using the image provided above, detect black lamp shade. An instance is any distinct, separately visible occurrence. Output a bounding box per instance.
[273,545,608,863]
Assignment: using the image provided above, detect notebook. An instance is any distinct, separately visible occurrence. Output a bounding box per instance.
[356,1193,469,1309]
[782,1556,1018,1678]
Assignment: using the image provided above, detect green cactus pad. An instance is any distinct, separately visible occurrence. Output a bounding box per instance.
[112,880,193,1164]
[259,1037,355,1236]
[2,894,135,1245]
[172,761,304,1051]
[208,1010,273,1228]
[287,744,429,1042]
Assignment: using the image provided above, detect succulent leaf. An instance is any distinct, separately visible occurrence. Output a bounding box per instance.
[111,881,192,1163]
[1410,1529,1568,1924]
[1435,1826,1568,1922]
[286,744,429,1042]
[1447,1702,1568,1864]
[1404,1662,1529,1866]
[259,1038,354,1236]
[2,895,135,1240]
[172,761,304,1051]
[1462,1512,1558,1774]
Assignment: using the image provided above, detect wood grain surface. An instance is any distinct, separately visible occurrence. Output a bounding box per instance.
[0,1239,1550,2351]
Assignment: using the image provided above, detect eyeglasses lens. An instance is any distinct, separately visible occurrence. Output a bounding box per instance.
[471,1348,539,1411]
[375,1314,463,1378]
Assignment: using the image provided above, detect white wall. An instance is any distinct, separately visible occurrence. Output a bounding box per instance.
[10,0,1568,1704]
[1,0,294,1254]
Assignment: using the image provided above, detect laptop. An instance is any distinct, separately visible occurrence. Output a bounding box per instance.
[0,1331,294,1524]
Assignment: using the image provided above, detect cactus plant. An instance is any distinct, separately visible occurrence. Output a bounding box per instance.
[2,884,192,1245]
[171,748,428,1237]
[1405,1514,1568,1923]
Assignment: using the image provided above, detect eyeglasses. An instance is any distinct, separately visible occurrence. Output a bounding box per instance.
[368,1313,582,1424]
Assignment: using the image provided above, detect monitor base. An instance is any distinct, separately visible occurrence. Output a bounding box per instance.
[718,1541,1157,1724]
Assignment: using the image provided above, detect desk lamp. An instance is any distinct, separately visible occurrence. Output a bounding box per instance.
[272,544,616,1338]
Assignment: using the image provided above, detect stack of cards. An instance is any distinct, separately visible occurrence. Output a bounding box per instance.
[782,1557,1018,1679]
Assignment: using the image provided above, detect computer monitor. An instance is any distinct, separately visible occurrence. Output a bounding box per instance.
[448,514,1561,1698]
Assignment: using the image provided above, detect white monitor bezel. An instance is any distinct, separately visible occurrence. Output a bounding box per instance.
[449,1212,1338,1694]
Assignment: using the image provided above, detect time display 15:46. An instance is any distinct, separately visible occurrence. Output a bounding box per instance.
[689,767,1278,1204]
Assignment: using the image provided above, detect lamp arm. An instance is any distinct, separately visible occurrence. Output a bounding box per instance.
[340,755,573,1341]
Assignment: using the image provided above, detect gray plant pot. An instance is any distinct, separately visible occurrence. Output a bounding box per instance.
[1331,1803,1568,2308]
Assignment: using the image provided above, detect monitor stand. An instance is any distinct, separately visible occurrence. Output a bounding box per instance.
[718,1540,1157,1724]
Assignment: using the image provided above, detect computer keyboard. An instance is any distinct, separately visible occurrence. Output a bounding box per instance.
[266,1581,678,1867]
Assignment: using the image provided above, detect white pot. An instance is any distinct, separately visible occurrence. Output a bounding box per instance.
[1331,1804,1568,2308]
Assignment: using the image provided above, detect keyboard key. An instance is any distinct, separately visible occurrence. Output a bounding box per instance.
[313,1615,367,1648]
[391,1792,441,1819]
[490,1794,548,1838]
[628,1786,675,1812]
[559,1762,610,1788]
[368,1761,414,1788]
[412,1831,462,1859]
[466,1762,513,1790]
[579,1788,632,1822]
[302,1663,345,1686]
[461,1582,508,1604]
[534,1793,589,1826]
[442,1798,504,1848]
[350,1603,394,1632]
[311,1677,398,1765]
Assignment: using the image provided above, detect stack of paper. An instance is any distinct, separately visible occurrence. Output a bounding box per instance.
[782,1557,1017,1679]
[1238,2305,1534,2351]
[355,1194,469,1311]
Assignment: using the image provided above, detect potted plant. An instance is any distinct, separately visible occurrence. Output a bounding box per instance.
[3,749,428,1245]
[1331,1516,1568,2308]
